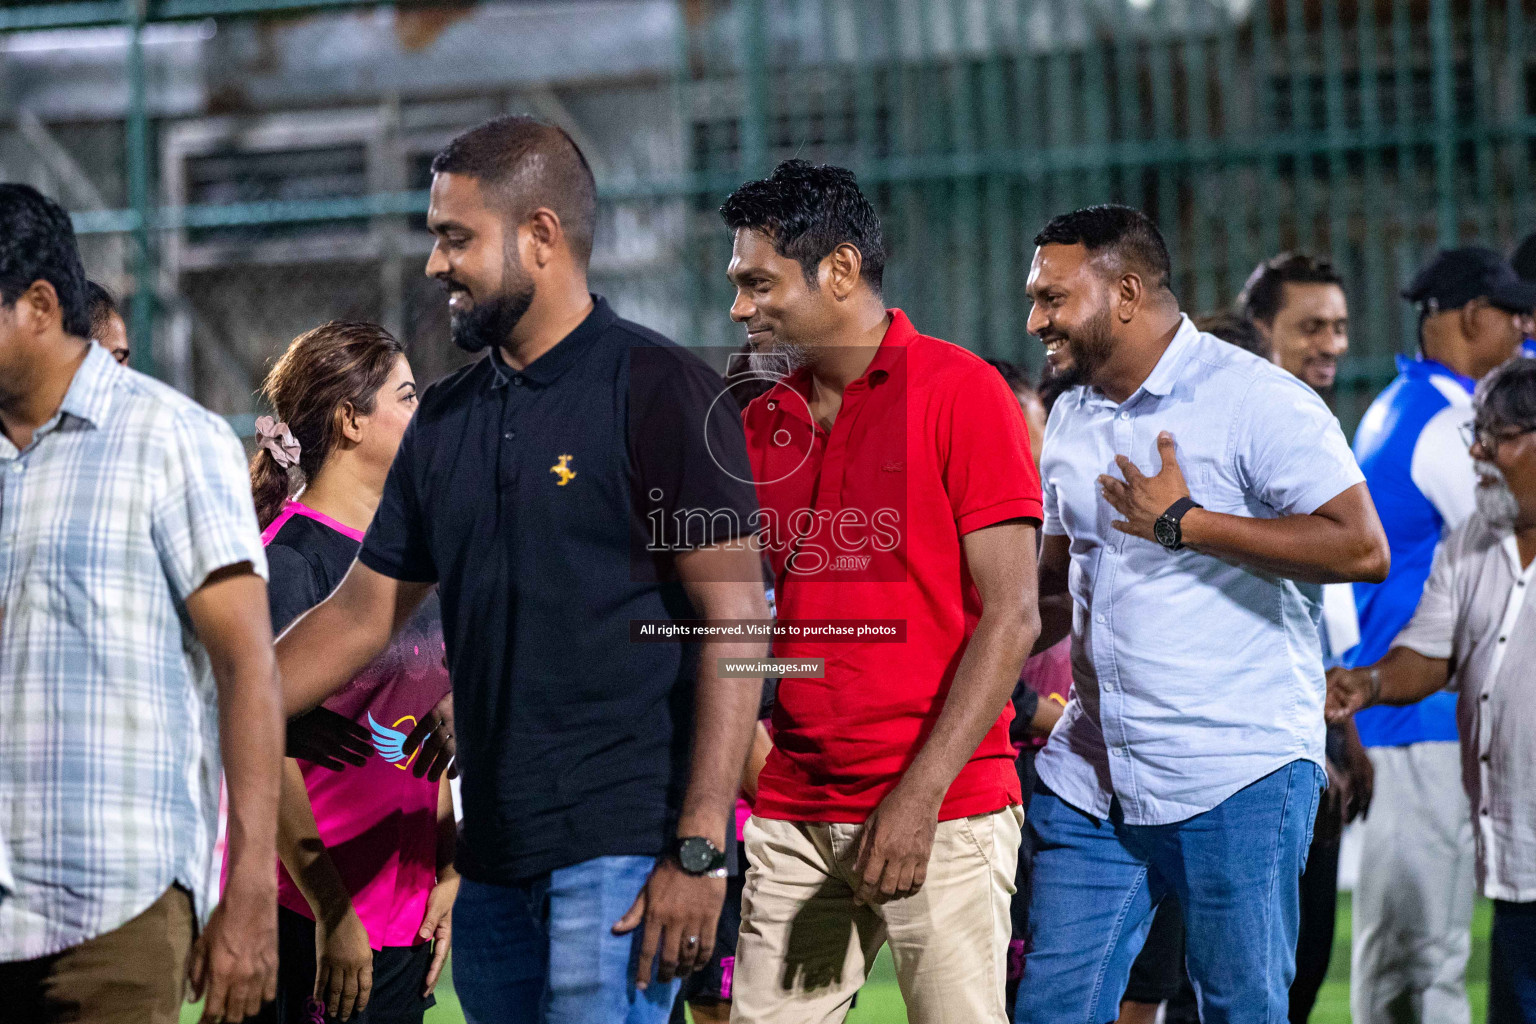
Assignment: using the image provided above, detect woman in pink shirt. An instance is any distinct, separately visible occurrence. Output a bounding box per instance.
[242,321,456,1024]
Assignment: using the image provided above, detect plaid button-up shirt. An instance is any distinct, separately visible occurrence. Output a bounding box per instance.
[0,342,266,961]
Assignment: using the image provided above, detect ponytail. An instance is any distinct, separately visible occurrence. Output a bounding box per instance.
[250,447,292,531]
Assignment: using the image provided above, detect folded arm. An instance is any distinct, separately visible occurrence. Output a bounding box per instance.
[1100,432,1389,585]
[1179,483,1390,585]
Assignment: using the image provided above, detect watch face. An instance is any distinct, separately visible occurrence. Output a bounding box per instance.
[1153,516,1178,549]
[678,837,717,873]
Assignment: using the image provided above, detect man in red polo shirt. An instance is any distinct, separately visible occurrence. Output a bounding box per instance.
[719,159,1043,1024]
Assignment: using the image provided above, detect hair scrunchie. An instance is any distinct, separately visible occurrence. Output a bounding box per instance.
[254,415,301,469]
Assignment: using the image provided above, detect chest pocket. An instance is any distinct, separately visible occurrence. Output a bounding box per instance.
[1182,450,1248,515]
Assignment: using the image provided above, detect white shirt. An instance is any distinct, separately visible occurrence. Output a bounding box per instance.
[1394,513,1536,901]
[1035,315,1365,823]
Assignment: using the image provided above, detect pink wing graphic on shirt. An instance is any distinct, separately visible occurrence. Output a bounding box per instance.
[367,712,409,764]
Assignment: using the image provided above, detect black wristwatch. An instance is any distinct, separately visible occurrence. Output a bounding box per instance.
[674,836,728,878]
[1153,496,1202,551]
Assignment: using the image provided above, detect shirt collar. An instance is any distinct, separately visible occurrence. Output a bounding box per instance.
[486,294,616,390]
[56,341,117,430]
[1135,314,1201,399]
[1395,353,1477,395]
[761,308,915,425]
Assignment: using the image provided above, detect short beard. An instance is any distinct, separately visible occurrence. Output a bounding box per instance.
[1475,463,1522,530]
[748,337,813,380]
[448,252,536,354]
[1066,305,1116,388]
[1046,362,1085,391]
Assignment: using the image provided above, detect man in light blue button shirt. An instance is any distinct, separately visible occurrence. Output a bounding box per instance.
[1013,206,1391,1024]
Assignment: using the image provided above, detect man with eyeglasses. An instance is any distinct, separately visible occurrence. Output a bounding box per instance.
[1344,247,1536,1024]
[1330,357,1536,1023]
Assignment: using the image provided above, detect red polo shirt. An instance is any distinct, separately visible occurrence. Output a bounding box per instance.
[744,310,1042,822]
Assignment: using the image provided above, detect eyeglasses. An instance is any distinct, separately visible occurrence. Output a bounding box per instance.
[1460,420,1536,455]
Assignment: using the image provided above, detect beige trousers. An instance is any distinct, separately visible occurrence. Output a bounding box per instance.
[731,805,1022,1024]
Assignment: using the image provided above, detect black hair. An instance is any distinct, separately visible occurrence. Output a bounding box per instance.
[0,183,91,338]
[985,358,1036,398]
[1476,357,1536,431]
[1033,204,1172,291]
[719,159,886,293]
[1237,252,1345,325]
[85,280,118,340]
[431,115,598,265]
[1193,310,1268,357]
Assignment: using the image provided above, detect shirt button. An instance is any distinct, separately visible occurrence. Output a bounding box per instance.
[1095,613,1107,624]
[1102,681,1114,691]
[503,431,515,441]
[1482,693,1491,701]
[513,375,525,386]
[1113,747,1128,757]
[1119,411,1130,421]
[1482,807,1490,816]
[1499,636,1507,643]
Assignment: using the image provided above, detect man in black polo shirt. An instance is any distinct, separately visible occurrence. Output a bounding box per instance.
[273,116,768,1024]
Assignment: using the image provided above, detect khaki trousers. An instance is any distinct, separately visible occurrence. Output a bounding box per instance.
[731,806,1022,1024]
[0,884,194,1024]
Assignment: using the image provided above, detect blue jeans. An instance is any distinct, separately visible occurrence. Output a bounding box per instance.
[1016,760,1324,1024]
[1490,900,1536,1024]
[453,856,680,1024]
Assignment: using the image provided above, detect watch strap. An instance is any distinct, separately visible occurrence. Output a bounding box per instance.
[1157,496,1202,550]
[1163,496,1200,523]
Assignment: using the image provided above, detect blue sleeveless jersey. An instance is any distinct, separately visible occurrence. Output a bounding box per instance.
[1346,356,1475,747]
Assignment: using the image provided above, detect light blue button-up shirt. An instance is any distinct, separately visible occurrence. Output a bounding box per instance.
[1034,315,1365,825]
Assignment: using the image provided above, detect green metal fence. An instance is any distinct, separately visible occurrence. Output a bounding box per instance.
[7,0,1535,429]
[674,0,1536,427]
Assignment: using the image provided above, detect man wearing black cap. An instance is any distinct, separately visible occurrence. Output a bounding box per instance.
[1346,247,1536,1024]
[1514,232,1536,358]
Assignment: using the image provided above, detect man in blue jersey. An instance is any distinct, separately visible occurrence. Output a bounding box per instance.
[1348,247,1536,1024]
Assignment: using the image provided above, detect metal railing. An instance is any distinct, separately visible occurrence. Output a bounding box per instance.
[6,0,1533,429]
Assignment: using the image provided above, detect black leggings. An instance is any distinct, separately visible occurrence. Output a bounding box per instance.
[1290,807,1342,1024]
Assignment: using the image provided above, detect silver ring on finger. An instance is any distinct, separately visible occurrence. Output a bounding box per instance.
[686,935,699,947]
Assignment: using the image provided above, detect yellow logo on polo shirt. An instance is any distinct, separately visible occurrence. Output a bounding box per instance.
[550,454,577,486]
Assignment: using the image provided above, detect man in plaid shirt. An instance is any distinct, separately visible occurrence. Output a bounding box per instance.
[0,183,284,1024]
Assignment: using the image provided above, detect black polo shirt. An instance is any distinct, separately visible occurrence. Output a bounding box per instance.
[359,296,758,883]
